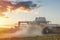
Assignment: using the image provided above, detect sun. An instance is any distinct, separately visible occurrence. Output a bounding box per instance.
[0,18,8,28]
[0,17,16,28]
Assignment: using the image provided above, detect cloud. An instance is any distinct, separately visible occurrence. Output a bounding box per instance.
[0,0,40,18]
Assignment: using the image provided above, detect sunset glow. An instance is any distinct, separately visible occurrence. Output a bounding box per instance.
[0,0,60,39]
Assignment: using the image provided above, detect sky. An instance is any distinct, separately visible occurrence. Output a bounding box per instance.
[40,0,60,24]
[0,0,60,38]
[0,0,60,25]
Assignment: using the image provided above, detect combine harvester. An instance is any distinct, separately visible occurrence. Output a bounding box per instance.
[0,17,60,38]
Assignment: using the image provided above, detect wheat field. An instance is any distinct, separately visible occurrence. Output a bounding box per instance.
[0,34,60,40]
